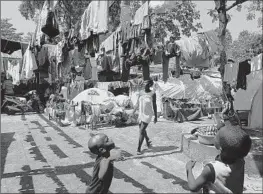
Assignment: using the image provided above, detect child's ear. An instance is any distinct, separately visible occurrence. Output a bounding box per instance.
[98,147,106,154]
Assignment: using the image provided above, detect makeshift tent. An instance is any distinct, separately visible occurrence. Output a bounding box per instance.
[72,88,114,106]
[156,74,222,101]
[233,54,262,129]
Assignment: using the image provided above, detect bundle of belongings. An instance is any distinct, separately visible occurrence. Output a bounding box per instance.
[2,90,44,115]
[44,93,71,126]
[62,88,138,128]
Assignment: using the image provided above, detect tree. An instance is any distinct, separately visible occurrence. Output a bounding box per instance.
[229,30,262,62]
[207,0,261,99]
[150,1,202,44]
[1,18,24,41]
[19,0,91,31]
[246,0,263,27]
[214,28,232,51]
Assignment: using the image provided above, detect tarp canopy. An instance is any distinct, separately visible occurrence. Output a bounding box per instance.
[72,88,114,106]
[1,50,22,59]
[156,74,222,101]
[1,39,28,55]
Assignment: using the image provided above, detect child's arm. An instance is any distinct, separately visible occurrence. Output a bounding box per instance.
[98,158,112,181]
[132,94,140,114]
[98,152,122,180]
[186,160,215,192]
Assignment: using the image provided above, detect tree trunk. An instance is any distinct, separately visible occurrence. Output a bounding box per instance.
[215,0,229,101]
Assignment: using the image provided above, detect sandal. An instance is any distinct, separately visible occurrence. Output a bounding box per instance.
[137,151,142,155]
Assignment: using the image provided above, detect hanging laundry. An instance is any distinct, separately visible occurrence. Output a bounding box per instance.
[162,52,169,82]
[69,46,86,67]
[250,53,262,72]
[203,30,220,55]
[133,2,149,26]
[236,59,251,90]
[100,32,115,53]
[48,56,57,83]
[56,41,64,63]
[6,60,21,85]
[79,1,109,40]
[35,1,49,46]
[223,59,239,87]
[100,54,113,71]
[37,46,49,66]
[83,57,92,80]
[90,57,98,81]
[97,82,111,91]
[41,11,59,38]
[112,52,121,73]
[121,59,131,82]
[21,47,38,80]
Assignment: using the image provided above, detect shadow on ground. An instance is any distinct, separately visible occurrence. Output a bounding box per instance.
[1,132,15,176]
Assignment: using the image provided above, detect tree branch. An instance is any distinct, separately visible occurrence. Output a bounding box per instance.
[226,0,248,12]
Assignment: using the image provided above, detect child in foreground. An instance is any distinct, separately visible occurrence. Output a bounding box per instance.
[86,133,122,194]
[186,125,251,193]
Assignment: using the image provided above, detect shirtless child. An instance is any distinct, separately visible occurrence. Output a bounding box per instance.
[86,134,122,194]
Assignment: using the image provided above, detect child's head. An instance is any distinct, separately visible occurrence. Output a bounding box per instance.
[88,134,115,156]
[215,125,251,164]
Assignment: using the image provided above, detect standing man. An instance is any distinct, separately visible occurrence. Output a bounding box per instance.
[133,80,157,155]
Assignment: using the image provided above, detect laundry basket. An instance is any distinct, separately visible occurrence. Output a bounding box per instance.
[198,134,215,145]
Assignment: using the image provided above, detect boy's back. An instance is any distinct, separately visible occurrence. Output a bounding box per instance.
[86,156,114,194]
[205,157,245,193]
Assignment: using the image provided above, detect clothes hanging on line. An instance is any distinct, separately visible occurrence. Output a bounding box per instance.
[21,46,38,80]
[6,59,21,85]
[236,59,251,90]
[133,2,149,26]
[90,57,98,81]
[223,61,239,87]
[37,46,49,67]
[100,32,115,53]
[250,53,262,72]
[97,82,111,91]
[35,1,49,46]
[79,1,109,40]
[69,46,86,67]
[162,53,169,82]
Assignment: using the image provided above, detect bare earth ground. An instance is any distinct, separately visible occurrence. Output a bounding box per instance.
[1,113,262,193]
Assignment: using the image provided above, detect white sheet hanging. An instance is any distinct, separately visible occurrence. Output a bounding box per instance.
[21,47,38,80]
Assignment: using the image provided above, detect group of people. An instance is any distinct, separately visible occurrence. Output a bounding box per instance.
[85,79,252,194]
